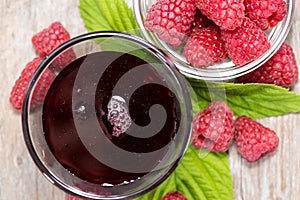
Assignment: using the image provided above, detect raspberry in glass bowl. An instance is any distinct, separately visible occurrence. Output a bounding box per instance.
[132,0,295,81]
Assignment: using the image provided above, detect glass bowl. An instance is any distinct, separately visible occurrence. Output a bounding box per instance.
[22,31,193,199]
[132,0,295,81]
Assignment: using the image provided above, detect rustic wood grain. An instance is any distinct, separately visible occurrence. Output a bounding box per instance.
[0,0,299,199]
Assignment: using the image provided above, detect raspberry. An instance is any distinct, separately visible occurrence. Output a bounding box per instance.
[52,47,77,69]
[189,9,214,35]
[162,191,187,200]
[9,57,55,110]
[268,1,287,27]
[68,195,90,200]
[107,96,132,137]
[234,116,279,162]
[32,21,76,68]
[244,0,287,30]
[221,17,270,66]
[237,43,298,87]
[68,195,84,200]
[183,26,227,68]
[31,67,56,106]
[195,0,245,30]
[192,101,234,152]
[32,22,71,56]
[145,0,197,47]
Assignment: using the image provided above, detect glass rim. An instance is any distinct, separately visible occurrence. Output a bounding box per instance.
[21,31,193,199]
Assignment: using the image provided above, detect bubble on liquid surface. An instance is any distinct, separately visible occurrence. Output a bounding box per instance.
[107,96,132,137]
[73,102,90,121]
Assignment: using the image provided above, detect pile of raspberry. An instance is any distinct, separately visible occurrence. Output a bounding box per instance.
[145,0,298,87]
[145,0,297,81]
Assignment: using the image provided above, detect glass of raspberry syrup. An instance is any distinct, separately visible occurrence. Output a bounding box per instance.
[22,31,193,199]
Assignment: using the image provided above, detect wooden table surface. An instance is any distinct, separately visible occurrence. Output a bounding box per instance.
[0,0,299,199]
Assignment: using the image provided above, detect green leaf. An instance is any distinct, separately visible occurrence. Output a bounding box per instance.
[188,78,300,119]
[135,146,234,200]
[79,0,139,35]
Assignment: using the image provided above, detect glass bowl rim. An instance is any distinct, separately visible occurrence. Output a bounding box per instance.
[132,0,295,81]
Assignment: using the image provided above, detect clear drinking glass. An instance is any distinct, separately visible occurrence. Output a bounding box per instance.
[132,0,295,80]
[22,31,193,199]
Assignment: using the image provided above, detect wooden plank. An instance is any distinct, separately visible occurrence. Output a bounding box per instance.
[0,0,299,199]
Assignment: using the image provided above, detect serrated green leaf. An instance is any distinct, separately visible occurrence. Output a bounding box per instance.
[79,0,139,35]
[188,78,300,119]
[135,146,234,200]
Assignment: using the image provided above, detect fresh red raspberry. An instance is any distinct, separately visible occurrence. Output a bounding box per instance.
[32,22,70,56]
[107,96,132,137]
[183,26,227,68]
[237,43,298,87]
[268,1,287,27]
[162,191,187,200]
[68,195,84,200]
[9,57,56,110]
[189,9,214,35]
[192,101,234,152]
[244,0,287,30]
[32,21,76,68]
[67,195,90,200]
[195,0,245,30]
[221,17,270,66]
[52,47,77,69]
[234,116,279,162]
[31,69,56,107]
[145,0,197,47]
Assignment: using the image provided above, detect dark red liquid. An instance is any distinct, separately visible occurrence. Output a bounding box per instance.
[42,51,181,185]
